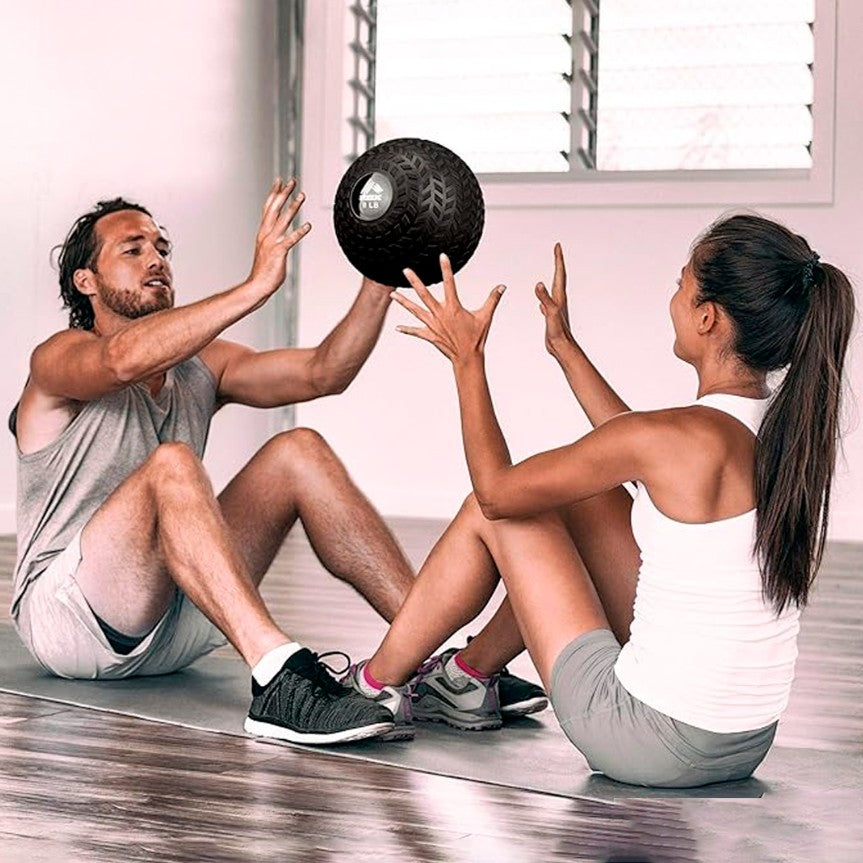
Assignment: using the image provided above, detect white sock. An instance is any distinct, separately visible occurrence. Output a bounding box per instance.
[444,653,471,686]
[356,660,384,697]
[252,641,303,686]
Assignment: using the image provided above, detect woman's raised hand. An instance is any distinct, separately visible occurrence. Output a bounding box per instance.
[535,243,575,356]
[392,253,506,364]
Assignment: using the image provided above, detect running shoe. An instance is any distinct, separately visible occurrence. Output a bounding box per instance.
[244,648,393,745]
[463,637,549,719]
[410,652,502,731]
[343,659,415,741]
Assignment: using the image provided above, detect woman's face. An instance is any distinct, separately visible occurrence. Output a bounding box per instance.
[669,258,701,362]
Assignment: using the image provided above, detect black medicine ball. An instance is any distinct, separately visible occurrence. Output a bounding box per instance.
[333,137,485,288]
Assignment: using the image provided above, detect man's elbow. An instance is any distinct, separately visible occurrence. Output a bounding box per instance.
[309,357,358,398]
[102,340,136,385]
[310,370,350,398]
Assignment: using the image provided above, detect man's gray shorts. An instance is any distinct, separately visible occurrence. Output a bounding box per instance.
[550,629,777,788]
[13,530,227,680]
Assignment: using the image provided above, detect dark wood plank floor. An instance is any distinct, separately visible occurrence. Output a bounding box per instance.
[0,524,861,862]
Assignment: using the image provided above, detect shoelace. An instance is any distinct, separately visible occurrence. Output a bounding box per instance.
[308,650,353,698]
[414,654,442,678]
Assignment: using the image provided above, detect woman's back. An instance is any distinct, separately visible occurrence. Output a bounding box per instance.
[615,394,800,733]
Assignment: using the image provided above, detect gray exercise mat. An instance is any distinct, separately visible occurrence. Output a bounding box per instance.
[0,624,855,801]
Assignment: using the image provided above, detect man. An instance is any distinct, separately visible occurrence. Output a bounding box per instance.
[10,179,546,746]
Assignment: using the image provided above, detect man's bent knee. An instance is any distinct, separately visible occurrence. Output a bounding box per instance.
[145,442,210,490]
[266,427,335,468]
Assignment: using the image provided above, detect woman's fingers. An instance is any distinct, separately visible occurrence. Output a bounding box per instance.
[390,290,436,327]
[440,253,459,306]
[396,325,454,359]
[403,267,441,312]
[480,284,506,320]
[535,281,552,304]
[552,242,567,300]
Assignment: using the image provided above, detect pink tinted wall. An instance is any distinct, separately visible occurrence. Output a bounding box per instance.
[296,1,862,540]
[0,1,281,531]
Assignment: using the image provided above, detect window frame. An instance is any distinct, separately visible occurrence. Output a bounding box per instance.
[308,0,836,209]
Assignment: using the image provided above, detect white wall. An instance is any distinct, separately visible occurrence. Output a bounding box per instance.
[0,1,281,532]
[2,2,860,544]
[296,1,863,542]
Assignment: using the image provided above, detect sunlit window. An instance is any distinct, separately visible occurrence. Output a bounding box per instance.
[351,0,815,174]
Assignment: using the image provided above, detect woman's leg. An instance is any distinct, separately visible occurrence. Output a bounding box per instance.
[459,485,641,674]
[367,494,613,691]
[365,495,502,685]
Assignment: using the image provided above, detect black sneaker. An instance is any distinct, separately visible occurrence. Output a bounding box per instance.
[244,648,394,745]
[463,637,549,719]
[498,668,549,718]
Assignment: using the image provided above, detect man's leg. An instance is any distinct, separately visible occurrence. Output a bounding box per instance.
[72,441,393,743]
[74,442,287,666]
[215,428,415,621]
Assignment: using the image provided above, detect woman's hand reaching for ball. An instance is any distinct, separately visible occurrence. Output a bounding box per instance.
[391,253,506,366]
[536,243,575,358]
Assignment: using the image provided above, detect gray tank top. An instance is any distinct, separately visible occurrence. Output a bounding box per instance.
[12,356,217,617]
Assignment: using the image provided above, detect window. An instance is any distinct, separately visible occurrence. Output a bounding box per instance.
[349,0,819,176]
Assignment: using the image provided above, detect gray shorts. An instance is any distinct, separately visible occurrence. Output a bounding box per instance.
[13,530,227,680]
[550,629,777,788]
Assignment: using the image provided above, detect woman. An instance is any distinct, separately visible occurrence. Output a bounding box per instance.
[346,214,856,787]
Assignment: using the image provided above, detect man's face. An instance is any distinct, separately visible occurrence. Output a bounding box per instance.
[82,210,174,320]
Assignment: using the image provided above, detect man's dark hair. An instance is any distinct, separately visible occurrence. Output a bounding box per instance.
[55,198,152,330]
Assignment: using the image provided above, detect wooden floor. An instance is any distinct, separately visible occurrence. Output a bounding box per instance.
[0,523,861,863]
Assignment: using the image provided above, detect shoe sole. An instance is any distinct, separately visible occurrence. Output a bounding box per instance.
[244,717,394,746]
[413,708,502,731]
[501,696,549,718]
[379,725,415,742]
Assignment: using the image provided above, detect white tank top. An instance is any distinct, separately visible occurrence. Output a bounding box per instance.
[613,393,800,733]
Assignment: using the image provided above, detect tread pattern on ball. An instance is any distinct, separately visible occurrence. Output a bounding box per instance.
[333,138,485,287]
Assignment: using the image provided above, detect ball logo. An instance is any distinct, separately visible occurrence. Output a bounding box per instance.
[334,138,484,286]
[354,172,393,222]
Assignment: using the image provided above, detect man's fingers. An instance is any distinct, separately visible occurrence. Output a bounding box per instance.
[262,178,297,232]
[279,221,312,250]
[274,189,306,234]
[261,177,281,217]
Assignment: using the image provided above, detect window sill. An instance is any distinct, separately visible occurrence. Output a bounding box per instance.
[476,164,834,209]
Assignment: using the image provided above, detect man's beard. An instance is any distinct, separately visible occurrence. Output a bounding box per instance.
[96,276,173,319]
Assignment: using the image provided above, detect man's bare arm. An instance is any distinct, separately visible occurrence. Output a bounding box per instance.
[29,180,309,404]
[204,277,393,407]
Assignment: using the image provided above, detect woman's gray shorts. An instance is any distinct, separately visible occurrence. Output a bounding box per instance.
[550,629,777,788]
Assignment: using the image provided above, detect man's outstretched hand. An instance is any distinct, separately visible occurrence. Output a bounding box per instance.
[248,178,311,299]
